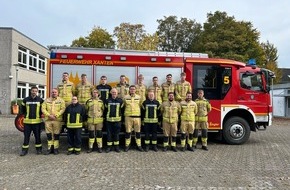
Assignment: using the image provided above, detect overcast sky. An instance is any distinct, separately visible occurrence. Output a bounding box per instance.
[1,0,289,68]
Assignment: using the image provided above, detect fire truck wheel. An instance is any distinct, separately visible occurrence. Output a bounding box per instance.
[223,116,250,145]
[15,114,25,132]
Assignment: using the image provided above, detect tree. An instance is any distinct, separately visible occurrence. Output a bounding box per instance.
[192,11,265,65]
[261,41,282,84]
[71,26,115,48]
[113,23,158,50]
[156,16,202,52]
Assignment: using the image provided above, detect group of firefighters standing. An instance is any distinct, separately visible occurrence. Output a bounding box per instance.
[19,71,211,156]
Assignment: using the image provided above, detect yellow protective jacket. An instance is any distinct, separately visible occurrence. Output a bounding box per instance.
[86,98,104,124]
[76,82,94,105]
[161,82,175,102]
[116,83,130,99]
[175,80,192,101]
[161,100,181,124]
[195,98,211,122]
[42,97,65,121]
[180,100,197,122]
[123,94,141,117]
[57,80,75,104]
[148,85,162,104]
[136,83,147,103]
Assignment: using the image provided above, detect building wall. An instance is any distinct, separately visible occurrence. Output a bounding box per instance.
[272,83,290,118]
[0,27,48,114]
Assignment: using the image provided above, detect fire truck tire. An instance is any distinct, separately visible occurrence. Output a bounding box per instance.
[15,114,25,132]
[223,116,250,145]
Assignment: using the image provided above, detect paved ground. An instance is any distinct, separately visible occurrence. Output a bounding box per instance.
[0,115,290,190]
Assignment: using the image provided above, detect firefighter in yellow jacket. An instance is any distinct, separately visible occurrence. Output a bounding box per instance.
[180,92,197,151]
[175,72,192,102]
[42,88,65,155]
[86,89,104,153]
[193,89,212,151]
[57,72,75,106]
[135,74,147,103]
[116,74,130,99]
[161,74,175,102]
[147,76,162,104]
[124,85,143,152]
[161,92,181,152]
[76,73,94,105]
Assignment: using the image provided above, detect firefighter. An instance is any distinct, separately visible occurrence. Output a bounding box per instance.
[147,76,162,104]
[104,88,124,153]
[123,85,143,152]
[135,74,147,103]
[96,75,112,102]
[57,72,75,107]
[180,92,197,151]
[19,86,44,156]
[41,88,65,155]
[175,72,192,102]
[193,89,212,151]
[86,89,104,153]
[76,73,94,105]
[116,74,130,99]
[64,96,86,155]
[142,91,160,152]
[161,92,181,152]
[161,74,175,102]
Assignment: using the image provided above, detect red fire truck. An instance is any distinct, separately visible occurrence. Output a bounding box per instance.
[15,47,275,145]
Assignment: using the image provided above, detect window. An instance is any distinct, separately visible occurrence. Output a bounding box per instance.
[38,56,46,74]
[193,65,231,100]
[240,72,263,91]
[18,45,47,73]
[17,83,46,99]
[18,46,27,68]
[17,83,27,99]
[38,85,45,98]
[29,51,37,71]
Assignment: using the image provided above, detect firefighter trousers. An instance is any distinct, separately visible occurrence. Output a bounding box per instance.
[67,128,82,152]
[22,123,42,149]
[106,121,121,146]
[144,123,158,145]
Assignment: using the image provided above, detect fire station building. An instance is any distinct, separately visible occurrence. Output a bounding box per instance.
[0,27,48,114]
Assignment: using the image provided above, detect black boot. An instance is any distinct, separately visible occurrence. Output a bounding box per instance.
[124,146,130,152]
[53,149,59,155]
[115,146,120,153]
[98,147,103,153]
[181,146,186,152]
[137,146,144,152]
[44,149,53,155]
[145,145,149,152]
[87,148,93,153]
[187,146,194,152]
[20,149,28,156]
[105,146,112,153]
[172,146,177,152]
[152,145,158,152]
[202,146,208,151]
[163,146,168,152]
[36,147,42,155]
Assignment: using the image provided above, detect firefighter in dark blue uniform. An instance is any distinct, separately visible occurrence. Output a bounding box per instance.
[104,88,124,153]
[64,96,86,155]
[142,90,160,152]
[20,86,44,156]
[96,75,112,103]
